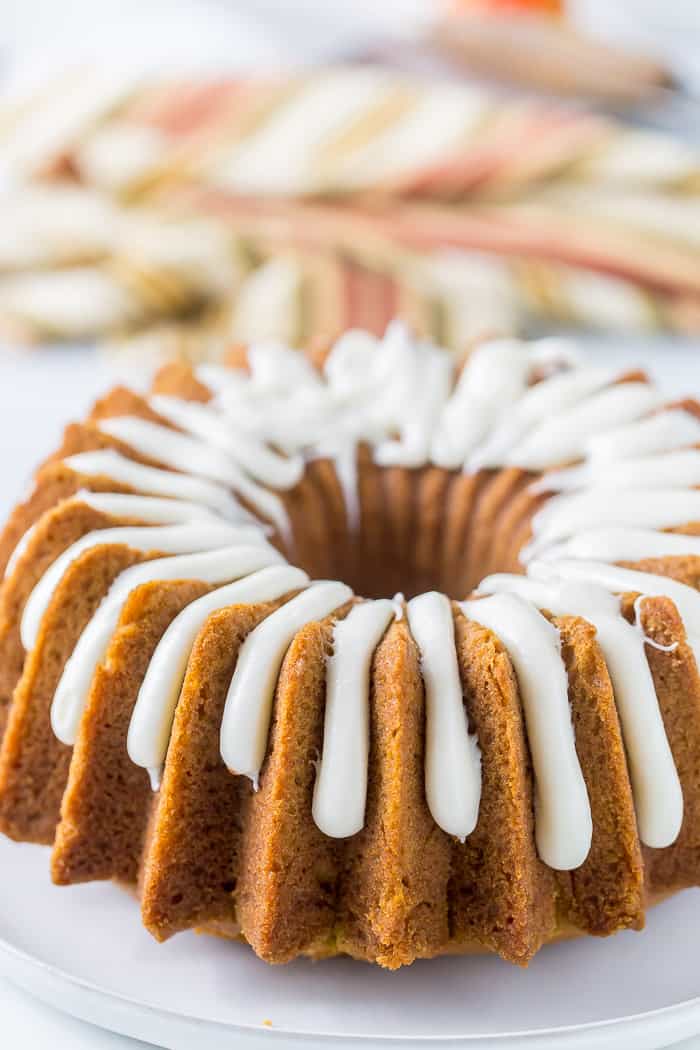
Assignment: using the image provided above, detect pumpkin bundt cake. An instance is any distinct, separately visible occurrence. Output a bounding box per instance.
[2,321,700,969]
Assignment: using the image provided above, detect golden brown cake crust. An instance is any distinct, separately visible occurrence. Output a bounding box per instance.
[336,617,452,968]
[553,615,644,935]
[451,609,556,964]
[140,600,291,941]
[51,578,212,886]
[414,467,451,597]
[0,459,136,581]
[462,469,531,595]
[236,612,351,963]
[0,501,126,738]
[151,362,212,402]
[0,544,148,843]
[633,595,700,895]
[380,466,415,596]
[440,471,481,597]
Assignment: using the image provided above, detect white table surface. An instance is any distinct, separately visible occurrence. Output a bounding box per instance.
[4,971,700,1050]
[0,978,154,1050]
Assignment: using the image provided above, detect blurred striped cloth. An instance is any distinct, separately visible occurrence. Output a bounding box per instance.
[0,67,698,360]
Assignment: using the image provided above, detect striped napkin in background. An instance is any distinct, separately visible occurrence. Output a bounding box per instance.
[0,67,698,363]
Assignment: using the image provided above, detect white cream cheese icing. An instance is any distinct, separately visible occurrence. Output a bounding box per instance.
[149,395,305,490]
[220,581,353,786]
[537,527,700,565]
[63,449,251,521]
[524,490,700,560]
[21,521,267,651]
[530,559,700,670]
[127,563,310,790]
[73,491,223,524]
[313,599,395,838]
[477,574,683,849]
[459,593,592,870]
[407,591,482,841]
[96,416,291,542]
[51,544,284,747]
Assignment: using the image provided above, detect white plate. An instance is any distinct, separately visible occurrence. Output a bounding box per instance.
[1,837,700,1049]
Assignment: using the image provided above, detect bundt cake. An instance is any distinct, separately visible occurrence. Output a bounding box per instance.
[1,321,700,969]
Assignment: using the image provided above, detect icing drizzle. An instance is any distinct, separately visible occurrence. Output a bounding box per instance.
[460,592,592,869]
[407,592,481,841]
[63,449,252,521]
[51,544,284,746]
[21,520,266,651]
[220,581,353,786]
[96,415,291,543]
[127,564,310,790]
[477,574,683,850]
[313,599,395,838]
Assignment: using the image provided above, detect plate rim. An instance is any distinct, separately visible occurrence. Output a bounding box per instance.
[1,927,700,1050]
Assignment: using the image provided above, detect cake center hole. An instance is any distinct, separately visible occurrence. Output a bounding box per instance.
[289,467,529,601]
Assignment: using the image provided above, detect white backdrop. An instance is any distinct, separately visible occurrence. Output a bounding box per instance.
[0,0,698,90]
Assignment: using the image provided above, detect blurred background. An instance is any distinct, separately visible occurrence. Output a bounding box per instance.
[0,0,699,505]
[0,0,698,369]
